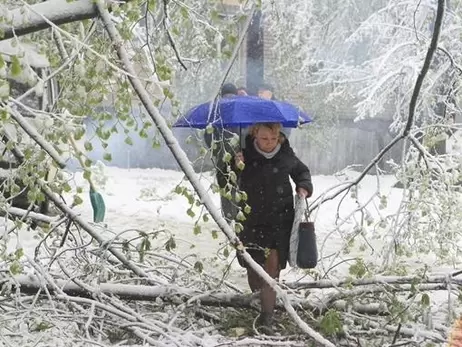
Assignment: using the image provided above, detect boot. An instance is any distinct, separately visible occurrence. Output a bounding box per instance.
[255,312,274,335]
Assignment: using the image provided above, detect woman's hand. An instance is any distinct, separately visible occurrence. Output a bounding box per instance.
[297,187,310,198]
[235,152,245,170]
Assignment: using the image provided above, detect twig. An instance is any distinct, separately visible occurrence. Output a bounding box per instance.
[162,0,187,70]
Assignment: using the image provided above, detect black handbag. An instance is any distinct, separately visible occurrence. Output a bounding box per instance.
[296,200,318,269]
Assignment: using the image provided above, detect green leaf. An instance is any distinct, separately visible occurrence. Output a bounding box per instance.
[223,152,232,163]
[211,230,218,239]
[206,124,214,134]
[186,208,195,218]
[348,259,367,279]
[421,293,430,307]
[194,261,203,273]
[165,237,176,251]
[202,214,209,223]
[236,211,246,221]
[10,56,21,76]
[193,224,201,235]
[180,6,189,19]
[223,247,229,258]
[83,170,91,180]
[74,128,85,141]
[103,152,112,162]
[73,195,83,206]
[0,54,4,68]
[14,248,24,260]
[62,183,72,193]
[229,171,237,183]
[319,309,343,336]
[10,260,22,275]
[124,136,133,145]
[84,141,93,151]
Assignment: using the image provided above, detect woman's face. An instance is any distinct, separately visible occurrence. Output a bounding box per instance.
[255,127,279,153]
[258,89,273,100]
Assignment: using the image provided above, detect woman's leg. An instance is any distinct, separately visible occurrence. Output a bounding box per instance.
[260,249,280,316]
[246,267,263,293]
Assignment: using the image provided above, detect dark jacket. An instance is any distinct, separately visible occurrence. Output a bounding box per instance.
[238,135,312,228]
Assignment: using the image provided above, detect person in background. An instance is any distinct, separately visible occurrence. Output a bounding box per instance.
[257,82,292,139]
[204,83,240,222]
[237,86,248,96]
[258,83,276,100]
[233,122,313,334]
[220,83,238,98]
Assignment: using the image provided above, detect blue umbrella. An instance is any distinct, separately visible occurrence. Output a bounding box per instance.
[173,96,313,129]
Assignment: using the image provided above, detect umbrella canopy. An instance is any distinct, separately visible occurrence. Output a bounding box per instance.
[173,96,313,129]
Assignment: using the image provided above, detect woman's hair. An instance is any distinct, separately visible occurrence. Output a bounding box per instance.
[250,123,285,143]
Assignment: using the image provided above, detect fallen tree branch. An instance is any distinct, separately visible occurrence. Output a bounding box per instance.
[95,3,335,346]
[284,272,462,289]
[6,273,452,317]
[365,317,445,343]
[1,206,59,224]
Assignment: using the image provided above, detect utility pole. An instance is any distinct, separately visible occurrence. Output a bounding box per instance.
[245,10,264,95]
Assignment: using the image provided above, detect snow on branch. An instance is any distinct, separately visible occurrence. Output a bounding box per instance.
[1,0,97,41]
[7,103,67,169]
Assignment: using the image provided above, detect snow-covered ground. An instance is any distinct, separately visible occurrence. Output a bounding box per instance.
[56,165,445,286]
[2,164,461,346]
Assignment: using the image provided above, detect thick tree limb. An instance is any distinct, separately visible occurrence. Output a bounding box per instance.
[95,3,335,346]
[284,272,462,289]
[6,274,386,315]
[1,0,98,41]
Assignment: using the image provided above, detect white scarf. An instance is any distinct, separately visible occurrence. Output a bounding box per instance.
[254,139,281,159]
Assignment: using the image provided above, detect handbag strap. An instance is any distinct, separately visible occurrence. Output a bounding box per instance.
[304,197,311,222]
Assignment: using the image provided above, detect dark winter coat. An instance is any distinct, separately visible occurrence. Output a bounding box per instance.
[235,135,312,268]
[238,134,312,235]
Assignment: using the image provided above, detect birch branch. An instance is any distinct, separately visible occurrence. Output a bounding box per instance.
[95,3,335,346]
[284,272,462,289]
[2,207,59,224]
[6,273,388,315]
[0,0,98,40]
[7,104,67,169]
